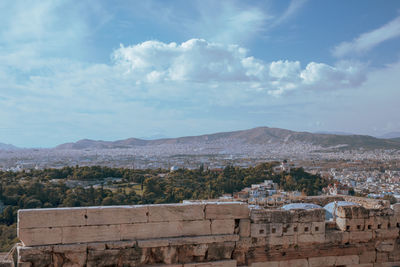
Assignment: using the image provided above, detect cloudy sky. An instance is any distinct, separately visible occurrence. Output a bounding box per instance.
[1,0,400,147]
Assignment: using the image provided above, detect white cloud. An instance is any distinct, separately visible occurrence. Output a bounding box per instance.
[113,39,365,96]
[333,16,400,58]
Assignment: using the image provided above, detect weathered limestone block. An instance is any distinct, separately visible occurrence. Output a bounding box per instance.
[148,204,205,222]
[297,233,325,244]
[206,242,235,261]
[337,205,369,219]
[17,245,53,266]
[268,235,295,247]
[269,210,294,224]
[376,240,395,252]
[336,217,365,231]
[282,223,296,236]
[311,221,325,235]
[182,220,212,236]
[250,223,268,237]
[18,208,86,229]
[53,243,87,266]
[147,246,178,264]
[250,210,272,223]
[168,235,239,246]
[239,219,250,237]
[250,261,278,267]
[121,221,211,240]
[296,222,312,235]
[62,225,120,244]
[205,203,249,219]
[18,227,62,246]
[349,231,372,243]
[211,220,235,235]
[324,230,350,244]
[374,228,399,239]
[86,205,148,225]
[269,223,283,237]
[277,259,308,267]
[184,260,236,267]
[297,209,325,223]
[393,203,400,213]
[376,252,389,263]
[105,240,137,249]
[359,250,376,263]
[309,255,359,267]
[346,264,373,267]
[374,262,400,267]
[144,265,183,267]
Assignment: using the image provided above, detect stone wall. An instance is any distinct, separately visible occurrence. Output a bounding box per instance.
[12,199,400,267]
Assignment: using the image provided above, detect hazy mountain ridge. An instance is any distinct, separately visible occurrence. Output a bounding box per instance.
[0,143,19,150]
[55,127,400,151]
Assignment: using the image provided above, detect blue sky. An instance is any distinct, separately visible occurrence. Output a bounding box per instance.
[1,0,400,147]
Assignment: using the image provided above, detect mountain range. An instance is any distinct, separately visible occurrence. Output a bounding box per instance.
[2,127,400,151]
[54,127,400,151]
[0,143,18,150]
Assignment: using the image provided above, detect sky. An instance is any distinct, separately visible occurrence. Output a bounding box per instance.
[1,0,400,147]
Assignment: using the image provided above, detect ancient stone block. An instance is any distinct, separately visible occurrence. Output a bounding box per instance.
[148,204,205,222]
[168,235,239,246]
[308,255,336,267]
[205,203,249,219]
[251,223,268,237]
[121,220,211,240]
[250,210,272,223]
[376,252,389,263]
[17,246,53,266]
[62,225,120,244]
[121,221,181,240]
[86,205,148,225]
[376,240,395,252]
[211,220,235,235]
[138,239,170,248]
[349,231,372,243]
[269,223,283,237]
[296,222,312,235]
[282,223,296,236]
[250,261,279,267]
[239,219,250,237]
[184,260,236,267]
[18,227,62,246]
[297,233,324,244]
[311,221,325,234]
[375,228,399,239]
[297,209,325,222]
[359,250,376,263]
[335,255,359,265]
[18,208,86,229]
[206,242,235,261]
[278,259,308,267]
[181,220,212,236]
[268,235,295,247]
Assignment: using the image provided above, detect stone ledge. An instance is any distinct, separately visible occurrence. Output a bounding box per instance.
[138,234,240,248]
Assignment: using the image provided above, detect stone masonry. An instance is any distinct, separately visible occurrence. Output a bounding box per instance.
[9,196,400,267]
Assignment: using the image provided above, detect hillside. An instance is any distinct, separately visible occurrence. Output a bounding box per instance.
[0,143,18,150]
[55,127,400,150]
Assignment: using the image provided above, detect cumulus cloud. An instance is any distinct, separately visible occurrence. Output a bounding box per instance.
[113,39,366,95]
[333,16,400,58]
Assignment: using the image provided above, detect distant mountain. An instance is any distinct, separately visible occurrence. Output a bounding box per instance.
[55,127,400,151]
[314,131,354,135]
[0,142,18,150]
[379,132,400,139]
